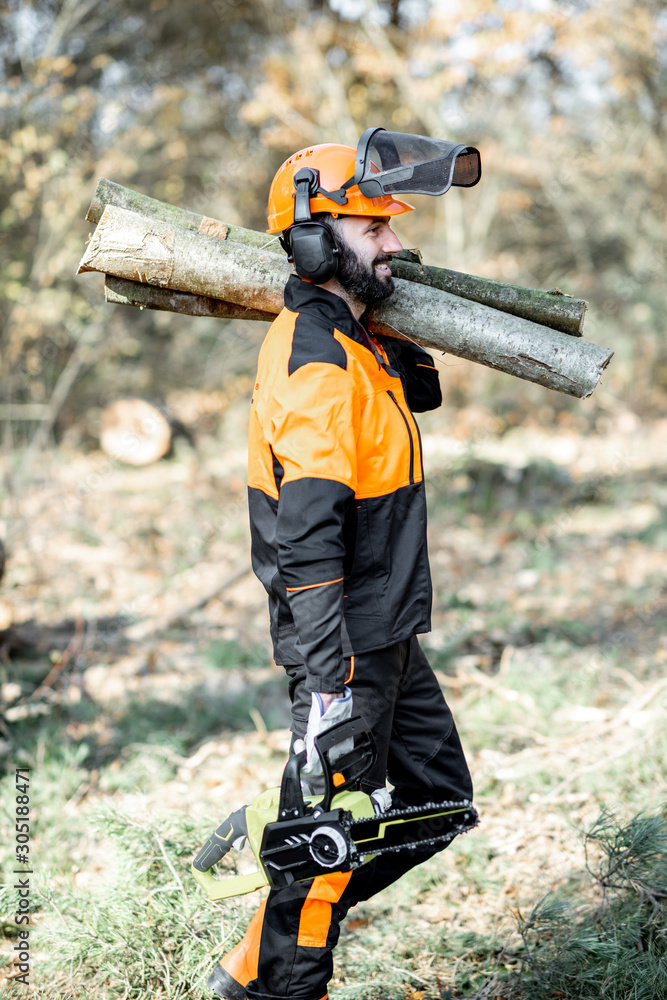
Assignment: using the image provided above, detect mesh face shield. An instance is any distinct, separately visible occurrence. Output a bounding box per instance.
[349,128,481,199]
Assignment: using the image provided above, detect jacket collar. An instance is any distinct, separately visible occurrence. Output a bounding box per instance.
[284,275,384,363]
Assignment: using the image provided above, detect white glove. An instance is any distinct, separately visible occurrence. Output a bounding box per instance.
[293,688,353,793]
[370,788,392,814]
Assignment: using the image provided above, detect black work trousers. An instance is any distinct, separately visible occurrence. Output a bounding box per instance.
[245,636,472,1000]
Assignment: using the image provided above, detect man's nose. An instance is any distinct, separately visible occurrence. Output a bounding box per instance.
[382,227,403,254]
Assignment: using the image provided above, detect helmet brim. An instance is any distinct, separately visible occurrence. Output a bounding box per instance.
[267,195,414,234]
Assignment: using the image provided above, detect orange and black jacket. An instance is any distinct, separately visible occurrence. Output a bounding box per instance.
[247,275,441,693]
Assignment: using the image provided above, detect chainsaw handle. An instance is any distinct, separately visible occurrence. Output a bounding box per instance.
[278,749,307,820]
[193,806,248,873]
[315,718,377,812]
[277,721,376,821]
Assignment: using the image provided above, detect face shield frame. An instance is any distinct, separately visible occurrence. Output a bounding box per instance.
[321,127,481,206]
[278,128,482,283]
[354,127,481,198]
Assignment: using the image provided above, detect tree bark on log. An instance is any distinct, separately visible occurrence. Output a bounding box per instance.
[388,257,586,336]
[366,289,608,395]
[78,204,613,398]
[87,176,281,250]
[87,178,587,337]
[105,274,275,322]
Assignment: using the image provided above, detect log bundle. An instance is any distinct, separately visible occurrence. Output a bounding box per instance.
[78,179,613,398]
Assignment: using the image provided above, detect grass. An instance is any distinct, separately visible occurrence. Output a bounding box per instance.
[4,630,664,997]
[3,658,290,773]
[1,807,228,999]
[6,800,665,999]
[329,808,667,1000]
[0,620,667,1000]
[1,421,665,997]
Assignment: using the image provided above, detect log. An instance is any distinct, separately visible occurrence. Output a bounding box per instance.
[99,399,173,466]
[78,205,613,398]
[87,176,280,251]
[365,288,609,396]
[105,274,275,322]
[79,204,290,313]
[0,617,128,657]
[389,257,586,336]
[87,178,587,337]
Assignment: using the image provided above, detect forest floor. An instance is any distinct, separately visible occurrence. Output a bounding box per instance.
[0,389,666,998]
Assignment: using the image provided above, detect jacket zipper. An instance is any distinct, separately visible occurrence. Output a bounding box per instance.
[387,390,415,485]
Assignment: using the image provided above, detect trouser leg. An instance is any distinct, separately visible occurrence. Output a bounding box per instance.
[334,634,473,904]
[208,900,267,999]
[245,847,450,1000]
[287,634,472,803]
[385,635,473,806]
[247,637,472,1000]
[245,873,351,1000]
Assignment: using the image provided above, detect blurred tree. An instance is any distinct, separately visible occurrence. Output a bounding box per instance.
[0,0,665,448]
[0,0,278,445]
[240,0,667,408]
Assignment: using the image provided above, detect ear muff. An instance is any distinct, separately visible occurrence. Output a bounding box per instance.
[282,222,340,284]
[278,166,341,284]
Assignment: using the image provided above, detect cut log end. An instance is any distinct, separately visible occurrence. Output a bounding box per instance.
[198,217,229,239]
[100,399,172,465]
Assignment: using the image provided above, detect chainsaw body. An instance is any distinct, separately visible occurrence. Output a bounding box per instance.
[192,718,478,901]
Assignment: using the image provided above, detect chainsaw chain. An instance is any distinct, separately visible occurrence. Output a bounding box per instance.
[353,825,473,860]
[347,799,478,862]
[350,798,475,827]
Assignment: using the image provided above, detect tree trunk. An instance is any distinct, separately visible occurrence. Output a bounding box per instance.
[78,204,613,398]
[87,178,587,337]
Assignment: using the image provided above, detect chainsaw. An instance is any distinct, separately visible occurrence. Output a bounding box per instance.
[192,717,478,901]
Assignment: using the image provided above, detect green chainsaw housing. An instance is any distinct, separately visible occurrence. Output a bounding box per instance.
[191,784,376,901]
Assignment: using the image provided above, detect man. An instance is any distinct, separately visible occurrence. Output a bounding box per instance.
[208,141,473,1000]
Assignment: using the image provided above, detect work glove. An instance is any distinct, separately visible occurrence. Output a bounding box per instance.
[293,688,353,795]
[370,787,392,814]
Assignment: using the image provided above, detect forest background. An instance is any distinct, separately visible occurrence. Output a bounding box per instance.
[0,1,666,998]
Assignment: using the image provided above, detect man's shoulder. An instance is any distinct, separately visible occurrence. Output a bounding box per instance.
[258,305,350,380]
[288,310,348,375]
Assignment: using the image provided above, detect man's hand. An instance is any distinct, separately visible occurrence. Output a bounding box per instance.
[294,688,353,793]
[318,692,344,712]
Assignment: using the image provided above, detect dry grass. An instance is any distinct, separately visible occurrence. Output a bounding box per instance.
[0,396,665,997]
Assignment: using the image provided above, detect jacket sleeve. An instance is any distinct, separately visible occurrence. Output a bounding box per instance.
[375,336,442,412]
[269,362,357,694]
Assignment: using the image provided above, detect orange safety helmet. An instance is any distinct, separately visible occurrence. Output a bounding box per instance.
[266,142,414,234]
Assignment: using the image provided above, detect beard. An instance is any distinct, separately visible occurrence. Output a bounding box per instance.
[335,238,395,305]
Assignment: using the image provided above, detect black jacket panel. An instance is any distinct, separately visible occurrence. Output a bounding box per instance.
[374,336,443,412]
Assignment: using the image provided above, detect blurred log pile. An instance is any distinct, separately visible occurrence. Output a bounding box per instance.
[78,179,614,399]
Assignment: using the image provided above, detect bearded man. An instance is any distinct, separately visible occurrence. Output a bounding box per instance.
[207,141,473,1000]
